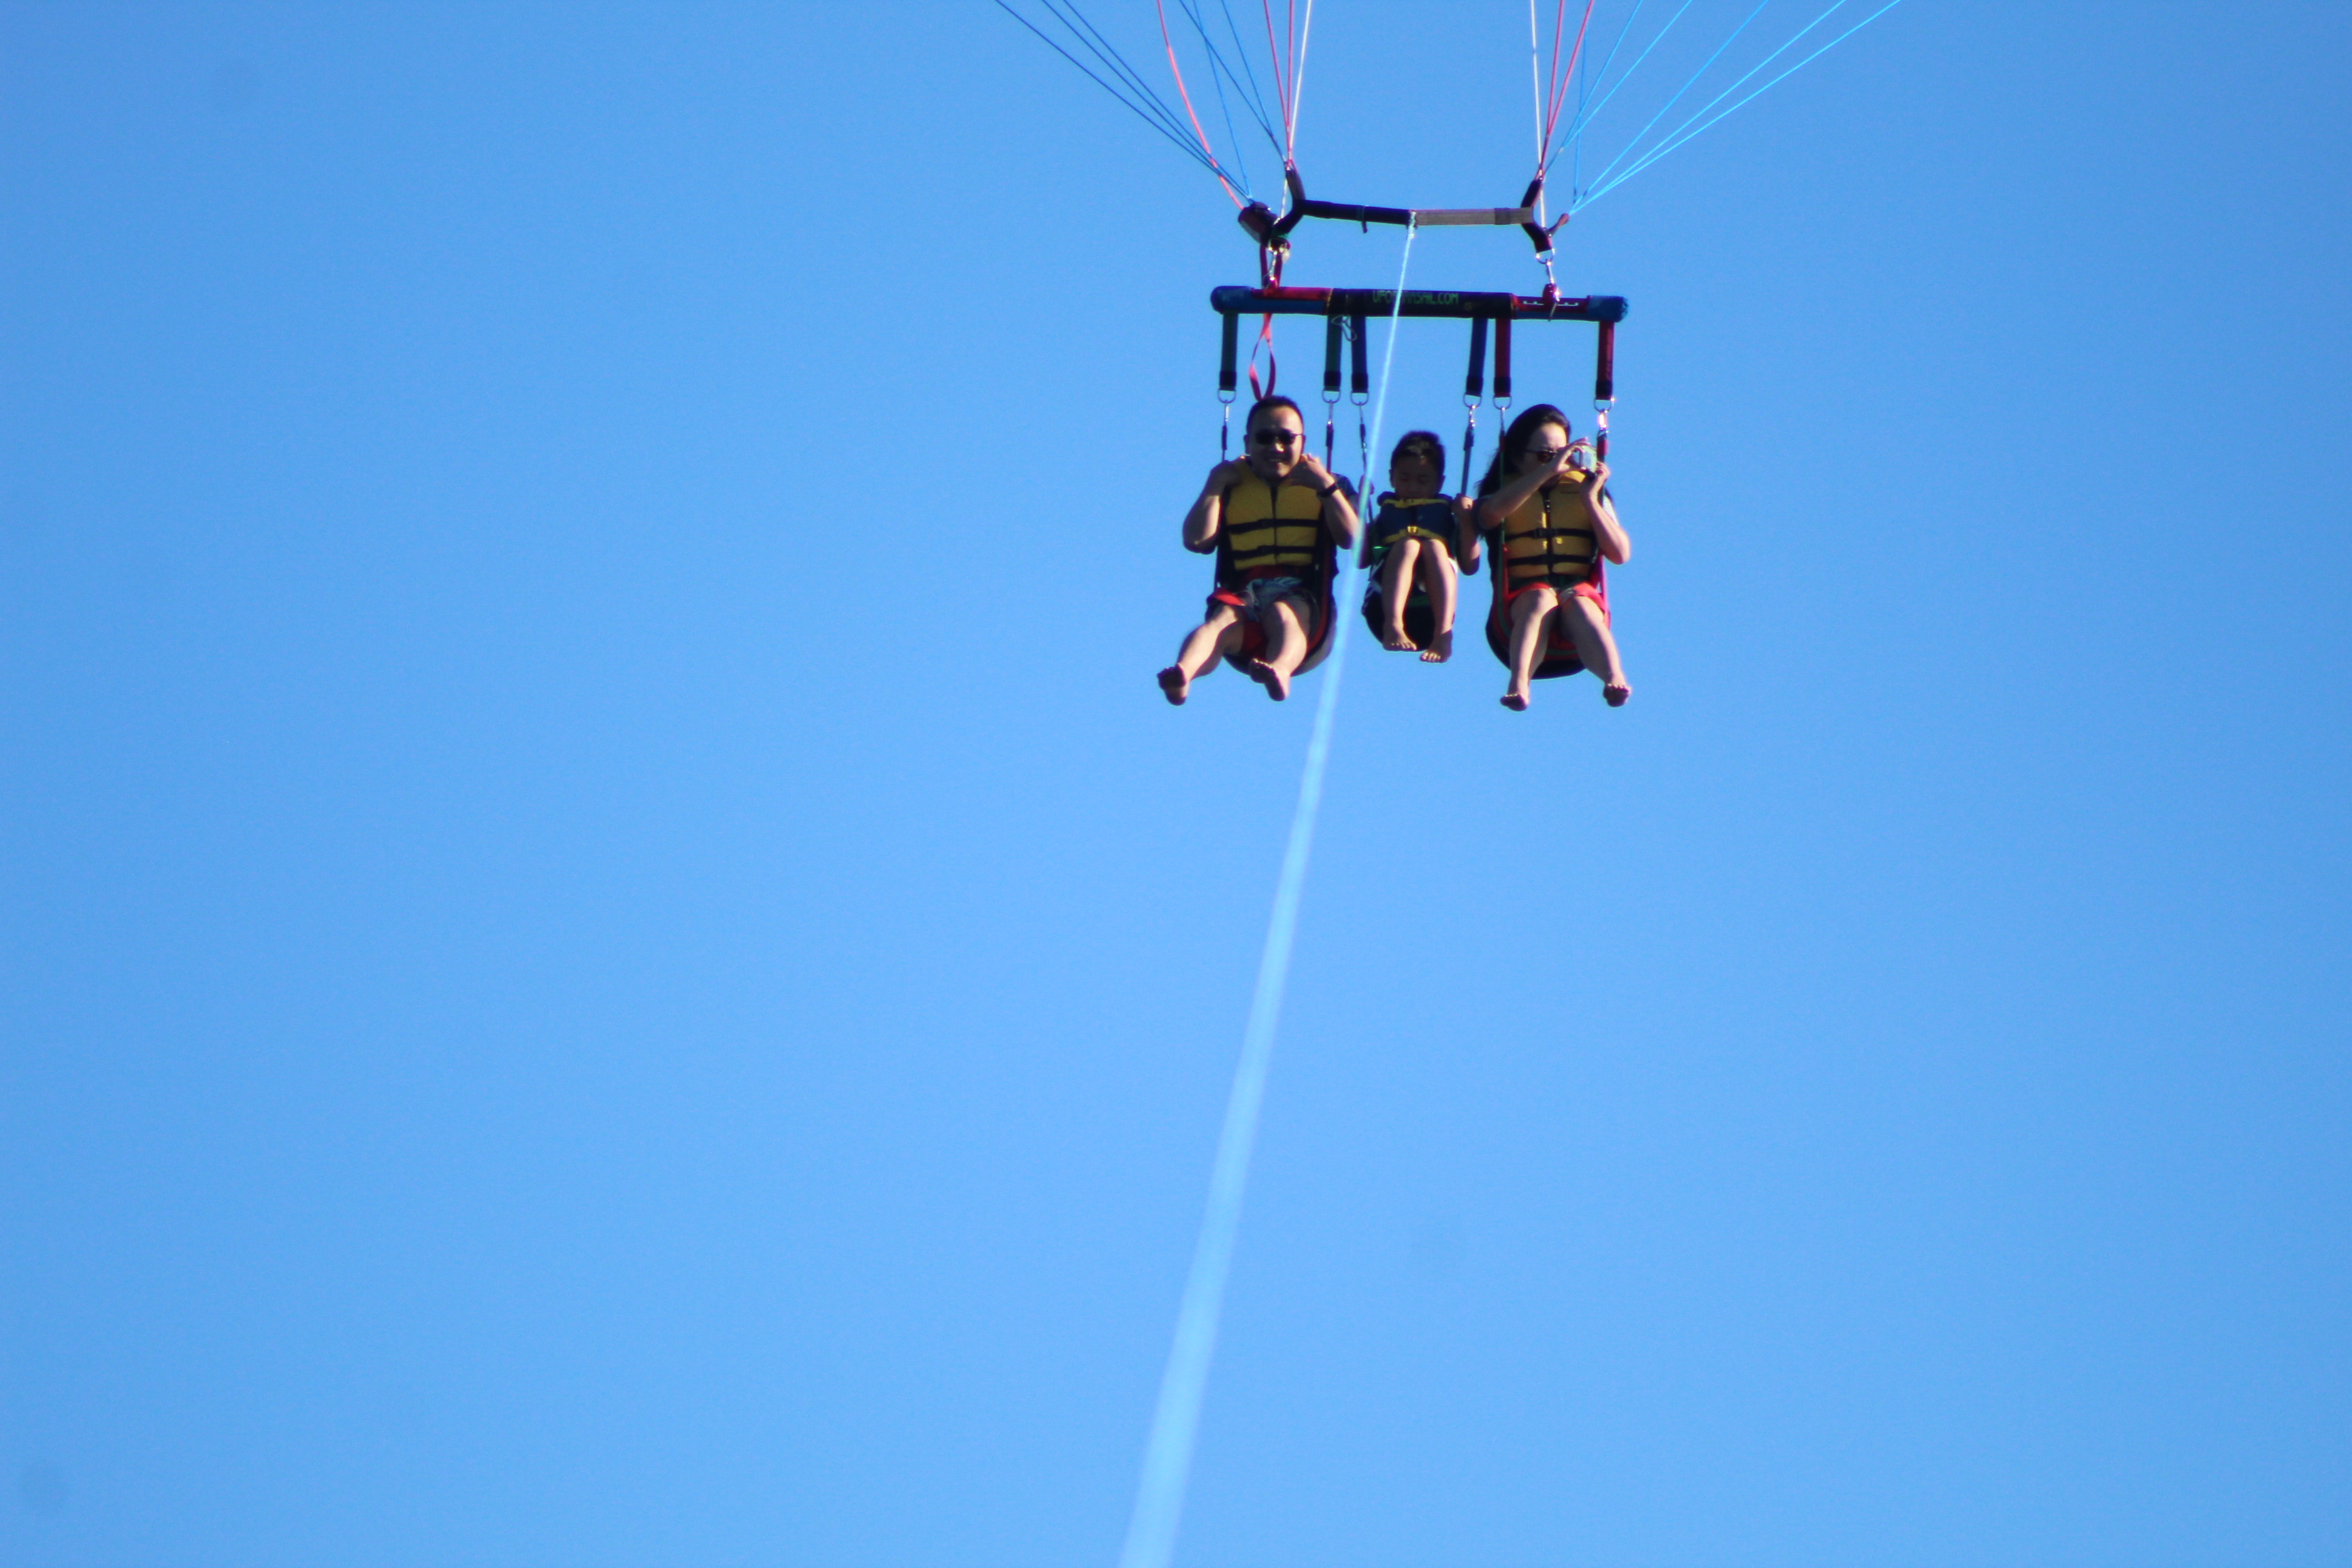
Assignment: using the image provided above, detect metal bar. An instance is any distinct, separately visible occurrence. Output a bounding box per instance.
[1290,199,1537,229]
[1212,285,1628,323]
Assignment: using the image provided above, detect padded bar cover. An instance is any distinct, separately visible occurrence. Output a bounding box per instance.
[1293,200,1534,229]
[1211,285,1629,323]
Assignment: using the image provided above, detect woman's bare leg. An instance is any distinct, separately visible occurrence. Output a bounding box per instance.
[1250,594,1310,701]
[1419,545,1457,662]
[1501,585,1557,710]
[1161,605,1242,704]
[1559,593,1630,704]
[1379,540,1421,651]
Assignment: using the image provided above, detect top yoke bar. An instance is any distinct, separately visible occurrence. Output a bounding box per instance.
[1211,285,1628,323]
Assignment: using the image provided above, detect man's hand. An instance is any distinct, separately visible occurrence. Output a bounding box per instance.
[1289,453,1337,492]
[1204,457,1254,493]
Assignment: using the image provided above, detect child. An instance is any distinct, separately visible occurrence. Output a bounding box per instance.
[1360,431,1474,662]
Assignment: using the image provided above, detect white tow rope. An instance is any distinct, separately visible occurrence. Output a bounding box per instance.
[1117,218,1420,1568]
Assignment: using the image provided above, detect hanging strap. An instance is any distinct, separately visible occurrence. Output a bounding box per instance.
[1593,318,1616,460]
[1349,314,1370,480]
[1322,316,1343,468]
[1218,310,1240,457]
[1460,316,1489,495]
[1494,314,1514,409]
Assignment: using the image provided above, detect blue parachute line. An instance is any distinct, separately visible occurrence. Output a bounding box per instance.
[1575,0,1910,209]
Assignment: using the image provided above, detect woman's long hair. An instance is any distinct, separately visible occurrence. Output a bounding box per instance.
[1476,404,1573,497]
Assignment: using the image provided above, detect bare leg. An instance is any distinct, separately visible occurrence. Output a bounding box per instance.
[1501,585,1557,710]
[1249,593,1311,701]
[1161,605,1242,704]
[1379,540,1420,651]
[1418,544,1457,662]
[1558,593,1630,705]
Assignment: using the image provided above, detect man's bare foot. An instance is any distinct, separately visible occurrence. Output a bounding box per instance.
[1604,682,1631,707]
[1420,630,1453,664]
[1501,689,1529,711]
[1382,627,1417,652]
[1248,659,1291,702]
[1157,666,1188,706]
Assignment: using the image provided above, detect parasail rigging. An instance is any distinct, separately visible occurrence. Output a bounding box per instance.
[991,5,1912,1566]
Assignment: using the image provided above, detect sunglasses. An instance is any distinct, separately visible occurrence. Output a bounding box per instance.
[1523,445,1568,463]
[1250,430,1301,448]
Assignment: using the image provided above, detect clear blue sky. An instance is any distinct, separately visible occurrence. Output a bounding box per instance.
[4,3,2349,1565]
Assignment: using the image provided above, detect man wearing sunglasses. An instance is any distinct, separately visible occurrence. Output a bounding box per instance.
[1158,395,1360,704]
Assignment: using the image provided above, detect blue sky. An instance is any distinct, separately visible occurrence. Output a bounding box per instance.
[3,3,2349,1565]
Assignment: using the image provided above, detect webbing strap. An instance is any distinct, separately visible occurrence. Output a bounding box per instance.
[1594,319,1616,461]
[1322,316,1343,468]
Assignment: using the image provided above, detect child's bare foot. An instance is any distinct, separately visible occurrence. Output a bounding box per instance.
[1604,682,1631,707]
[1501,688,1529,711]
[1248,659,1291,702]
[1420,629,1453,663]
[1382,627,1416,652]
[1157,666,1188,706]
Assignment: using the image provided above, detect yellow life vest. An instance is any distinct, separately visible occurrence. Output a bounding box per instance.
[1220,473,1328,581]
[1501,474,1603,590]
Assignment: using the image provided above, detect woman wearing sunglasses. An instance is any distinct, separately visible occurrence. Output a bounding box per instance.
[1475,403,1633,712]
[1158,395,1360,704]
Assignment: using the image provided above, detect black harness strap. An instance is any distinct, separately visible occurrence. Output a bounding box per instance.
[1594,318,1616,459]
[1460,315,1488,496]
[1349,313,1369,483]
[1322,315,1343,469]
[1218,310,1240,457]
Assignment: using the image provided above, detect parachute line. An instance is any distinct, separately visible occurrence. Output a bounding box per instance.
[1573,0,1769,196]
[1575,0,1910,209]
[1286,0,1317,161]
[1115,222,1418,1568]
[1556,0,1654,163]
[995,0,1249,194]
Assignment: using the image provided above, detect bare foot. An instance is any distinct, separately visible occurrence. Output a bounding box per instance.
[1604,682,1631,707]
[1157,666,1188,706]
[1420,629,1453,664]
[1382,627,1417,652]
[1249,659,1291,702]
[1501,689,1529,711]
